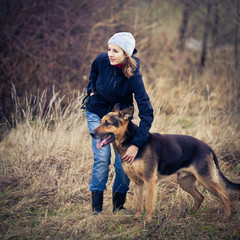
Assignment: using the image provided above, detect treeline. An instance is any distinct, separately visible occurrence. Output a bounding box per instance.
[178,0,240,68]
[0,0,239,125]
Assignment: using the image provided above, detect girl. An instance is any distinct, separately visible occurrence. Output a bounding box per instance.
[85,32,153,214]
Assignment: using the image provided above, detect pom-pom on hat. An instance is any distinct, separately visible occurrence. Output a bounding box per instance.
[108,32,135,57]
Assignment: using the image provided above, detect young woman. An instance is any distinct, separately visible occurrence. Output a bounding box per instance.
[85,32,154,214]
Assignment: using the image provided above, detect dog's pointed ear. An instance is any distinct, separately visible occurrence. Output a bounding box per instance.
[120,107,134,121]
[112,103,120,113]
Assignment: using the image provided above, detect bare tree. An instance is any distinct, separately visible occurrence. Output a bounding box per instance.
[0,0,132,122]
[201,0,212,67]
[235,0,240,72]
[178,1,191,50]
[210,0,219,62]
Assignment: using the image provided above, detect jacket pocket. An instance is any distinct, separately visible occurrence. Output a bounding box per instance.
[80,94,90,110]
[86,93,111,118]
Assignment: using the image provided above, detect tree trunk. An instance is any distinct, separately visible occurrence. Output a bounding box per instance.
[178,1,190,50]
[235,0,240,72]
[201,0,212,67]
[211,0,219,63]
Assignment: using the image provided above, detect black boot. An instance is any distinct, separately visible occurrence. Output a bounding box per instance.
[92,191,103,215]
[112,191,127,212]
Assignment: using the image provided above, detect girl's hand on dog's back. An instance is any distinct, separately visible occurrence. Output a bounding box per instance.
[121,145,138,164]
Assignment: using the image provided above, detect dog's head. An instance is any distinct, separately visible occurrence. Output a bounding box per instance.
[90,103,133,149]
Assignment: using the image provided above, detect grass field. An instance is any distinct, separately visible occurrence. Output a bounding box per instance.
[1,3,240,237]
[0,58,240,239]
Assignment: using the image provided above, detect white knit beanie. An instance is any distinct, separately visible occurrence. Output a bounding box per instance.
[108,32,135,57]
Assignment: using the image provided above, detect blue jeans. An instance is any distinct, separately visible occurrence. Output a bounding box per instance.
[86,110,130,193]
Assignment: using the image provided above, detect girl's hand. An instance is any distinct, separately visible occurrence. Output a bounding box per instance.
[121,145,138,164]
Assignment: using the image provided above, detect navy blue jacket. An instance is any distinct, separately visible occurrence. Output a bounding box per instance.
[86,52,154,148]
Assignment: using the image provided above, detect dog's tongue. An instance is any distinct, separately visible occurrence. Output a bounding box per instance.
[97,137,108,149]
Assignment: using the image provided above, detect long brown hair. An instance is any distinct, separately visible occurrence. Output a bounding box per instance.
[122,54,137,78]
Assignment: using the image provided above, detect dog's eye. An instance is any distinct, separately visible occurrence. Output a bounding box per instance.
[104,120,111,127]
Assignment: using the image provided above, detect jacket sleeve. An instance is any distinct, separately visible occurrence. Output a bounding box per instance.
[131,68,154,148]
[87,56,99,95]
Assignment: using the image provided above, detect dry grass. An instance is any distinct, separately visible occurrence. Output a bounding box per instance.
[1,22,240,240]
[1,68,240,239]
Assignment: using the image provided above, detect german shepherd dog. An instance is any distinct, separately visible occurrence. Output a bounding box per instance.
[90,104,240,222]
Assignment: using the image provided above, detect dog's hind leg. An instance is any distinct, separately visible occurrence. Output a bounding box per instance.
[195,155,231,218]
[144,173,158,222]
[133,180,144,217]
[177,172,204,211]
[197,176,231,217]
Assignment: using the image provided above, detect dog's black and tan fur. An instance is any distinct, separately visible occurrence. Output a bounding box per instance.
[91,104,240,222]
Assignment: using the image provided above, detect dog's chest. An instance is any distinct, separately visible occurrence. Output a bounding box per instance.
[122,160,145,181]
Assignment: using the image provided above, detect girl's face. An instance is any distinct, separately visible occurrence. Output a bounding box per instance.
[108,43,127,65]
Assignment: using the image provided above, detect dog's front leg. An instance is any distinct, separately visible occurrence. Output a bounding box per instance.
[144,175,158,222]
[133,180,144,217]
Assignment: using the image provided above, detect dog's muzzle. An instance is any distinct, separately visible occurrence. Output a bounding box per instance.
[90,131,115,149]
[90,131,97,139]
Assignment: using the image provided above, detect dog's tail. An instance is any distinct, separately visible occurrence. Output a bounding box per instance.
[211,150,240,192]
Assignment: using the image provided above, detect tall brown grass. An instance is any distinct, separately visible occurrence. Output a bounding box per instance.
[1,6,240,238]
[1,61,240,239]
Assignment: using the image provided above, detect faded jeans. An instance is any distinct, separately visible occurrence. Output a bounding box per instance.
[86,110,130,193]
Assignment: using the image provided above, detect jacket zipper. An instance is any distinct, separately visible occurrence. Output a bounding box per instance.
[113,68,117,88]
[107,67,117,95]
